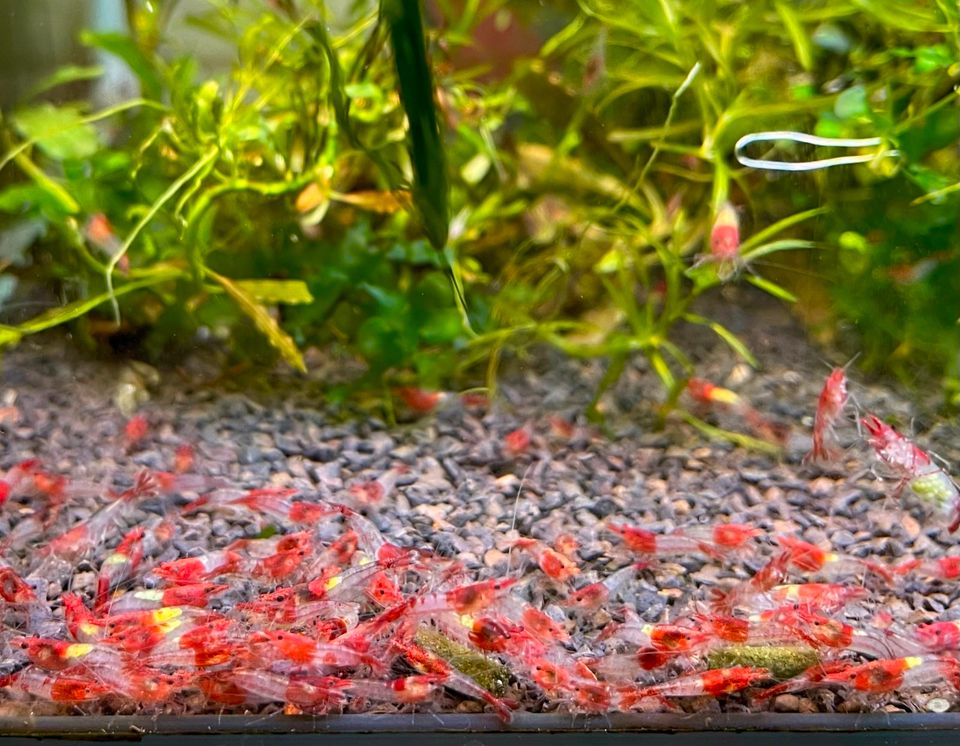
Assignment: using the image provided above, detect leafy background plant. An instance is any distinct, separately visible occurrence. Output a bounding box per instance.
[0,0,958,420]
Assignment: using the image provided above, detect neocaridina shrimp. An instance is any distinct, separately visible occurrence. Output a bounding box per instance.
[563,564,641,610]
[607,522,704,558]
[151,549,247,585]
[511,537,580,582]
[759,583,871,614]
[862,414,960,531]
[391,638,515,721]
[10,666,112,702]
[95,526,145,611]
[106,584,229,612]
[804,367,850,464]
[895,556,960,581]
[774,535,894,583]
[820,656,957,695]
[247,629,385,674]
[619,666,770,709]
[229,668,350,712]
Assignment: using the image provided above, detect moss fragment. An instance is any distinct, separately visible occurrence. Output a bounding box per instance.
[707,645,820,680]
[414,628,511,696]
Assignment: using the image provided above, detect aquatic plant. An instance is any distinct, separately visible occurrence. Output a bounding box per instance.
[1,0,958,418]
[0,0,494,390]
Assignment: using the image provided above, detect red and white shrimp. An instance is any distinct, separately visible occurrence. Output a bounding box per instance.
[619,666,769,709]
[804,367,849,464]
[862,414,960,531]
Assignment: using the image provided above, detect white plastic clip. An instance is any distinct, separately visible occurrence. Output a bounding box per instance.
[734,130,900,172]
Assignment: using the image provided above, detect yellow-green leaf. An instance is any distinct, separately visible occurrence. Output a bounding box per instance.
[684,313,758,367]
[208,270,306,373]
[745,275,798,303]
[234,279,314,305]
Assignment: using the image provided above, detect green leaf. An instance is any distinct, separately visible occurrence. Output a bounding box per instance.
[775,2,813,71]
[742,239,818,262]
[419,308,464,344]
[680,411,782,456]
[683,313,758,367]
[80,30,163,99]
[745,274,798,303]
[739,207,827,254]
[27,65,105,98]
[233,279,314,305]
[12,104,100,161]
[0,269,181,349]
[0,325,22,347]
[207,270,306,373]
[834,85,868,120]
[382,0,449,250]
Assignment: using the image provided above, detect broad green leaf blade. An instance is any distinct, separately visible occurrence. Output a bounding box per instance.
[27,65,105,98]
[0,269,180,348]
[12,104,100,161]
[742,239,817,261]
[208,270,306,373]
[680,411,783,455]
[80,30,163,98]
[745,274,798,303]
[382,0,449,250]
[684,313,758,367]
[234,280,314,305]
[739,207,827,254]
[775,1,813,70]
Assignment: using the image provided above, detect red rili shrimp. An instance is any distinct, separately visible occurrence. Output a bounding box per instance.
[396,387,447,414]
[511,537,579,582]
[804,367,849,464]
[12,666,112,702]
[822,656,958,694]
[620,666,769,708]
[862,414,960,531]
[774,535,894,583]
[564,564,641,610]
[95,526,145,611]
[896,556,960,580]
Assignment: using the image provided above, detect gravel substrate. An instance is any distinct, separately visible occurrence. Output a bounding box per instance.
[1,287,959,718]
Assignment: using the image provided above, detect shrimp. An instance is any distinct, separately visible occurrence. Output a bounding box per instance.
[247,629,384,673]
[152,549,246,585]
[804,367,849,464]
[912,620,960,652]
[106,584,229,612]
[710,552,791,614]
[895,556,960,581]
[607,523,703,558]
[229,668,350,712]
[344,675,447,707]
[12,666,112,702]
[775,535,894,583]
[563,564,640,610]
[822,655,958,694]
[390,638,515,721]
[511,537,579,582]
[396,387,447,414]
[620,666,770,708]
[760,583,871,614]
[862,414,960,531]
[95,526,145,611]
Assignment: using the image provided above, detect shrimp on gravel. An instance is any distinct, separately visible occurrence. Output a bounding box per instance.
[862,414,960,532]
[804,367,850,464]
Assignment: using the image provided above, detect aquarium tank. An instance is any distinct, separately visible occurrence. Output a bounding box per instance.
[1,0,959,742]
